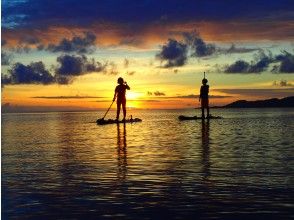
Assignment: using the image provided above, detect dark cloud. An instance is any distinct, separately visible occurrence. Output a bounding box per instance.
[55,54,106,76]
[3,0,292,29]
[224,52,273,73]
[2,54,108,86]
[47,32,96,54]
[157,39,188,68]
[273,80,293,87]
[274,51,294,73]
[154,91,166,96]
[6,61,54,85]
[1,74,12,85]
[184,32,216,57]
[225,60,250,73]
[249,52,273,72]
[224,51,294,74]
[147,91,166,96]
[1,51,13,65]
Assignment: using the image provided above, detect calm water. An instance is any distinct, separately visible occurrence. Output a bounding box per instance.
[2,108,294,219]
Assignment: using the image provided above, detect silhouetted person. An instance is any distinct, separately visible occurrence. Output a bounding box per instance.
[113,77,130,121]
[199,78,209,119]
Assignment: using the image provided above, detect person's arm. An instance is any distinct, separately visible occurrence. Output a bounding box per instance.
[125,82,130,90]
[199,87,202,102]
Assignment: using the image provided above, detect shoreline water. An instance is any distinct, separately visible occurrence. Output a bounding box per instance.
[2,108,294,219]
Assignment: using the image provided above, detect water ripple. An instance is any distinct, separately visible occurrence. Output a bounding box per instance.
[2,109,294,219]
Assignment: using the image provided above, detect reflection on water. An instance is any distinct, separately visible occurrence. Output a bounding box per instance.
[117,123,127,183]
[2,109,294,219]
[201,119,210,182]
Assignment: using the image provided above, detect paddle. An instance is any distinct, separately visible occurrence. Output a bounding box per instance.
[98,100,115,121]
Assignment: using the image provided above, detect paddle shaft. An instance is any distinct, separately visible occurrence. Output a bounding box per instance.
[102,100,115,119]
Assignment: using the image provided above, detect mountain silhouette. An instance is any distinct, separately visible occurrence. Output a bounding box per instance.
[224,96,294,108]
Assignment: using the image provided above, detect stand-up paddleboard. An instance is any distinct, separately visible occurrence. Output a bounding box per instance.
[97,118,142,125]
[178,115,222,120]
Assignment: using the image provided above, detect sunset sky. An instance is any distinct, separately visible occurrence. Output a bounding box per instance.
[1,0,294,112]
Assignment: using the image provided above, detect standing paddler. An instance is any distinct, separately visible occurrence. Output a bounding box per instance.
[113,77,130,121]
[199,72,210,119]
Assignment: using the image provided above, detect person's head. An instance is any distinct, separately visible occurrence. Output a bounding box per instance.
[117,77,124,85]
[202,78,208,85]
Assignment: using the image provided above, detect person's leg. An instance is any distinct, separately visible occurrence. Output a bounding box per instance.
[201,99,205,118]
[122,99,126,120]
[116,102,121,120]
[201,107,205,118]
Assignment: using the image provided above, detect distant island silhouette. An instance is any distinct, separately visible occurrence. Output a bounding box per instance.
[222,96,294,108]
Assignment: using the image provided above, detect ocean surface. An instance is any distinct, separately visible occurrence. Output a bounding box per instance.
[2,108,294,219]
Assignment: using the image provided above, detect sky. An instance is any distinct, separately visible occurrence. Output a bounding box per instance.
[1,0,294,112]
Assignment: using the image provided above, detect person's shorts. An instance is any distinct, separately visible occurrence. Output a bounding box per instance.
[201,99,209,108]
[117,98,126,106]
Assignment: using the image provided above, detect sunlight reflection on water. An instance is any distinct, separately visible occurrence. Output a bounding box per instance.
[2,108,294,219]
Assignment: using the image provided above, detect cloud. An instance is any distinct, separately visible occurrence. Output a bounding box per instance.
[1,74,12,86]
[224,51,273,73]
[3,0,292,30]
[146,92,231,99]
[31,95,105,99]
[223,44,260,54]
[119,37,144,47]
[184,32,216,57]
[6,61,55,85]
[224,51,294,74]
[126,71,135,76]
[224,60,250,73]
[147,91,166,96]
[171,94,231,99]
[273,51,294,73]
[107,62,119,75]
[47,32,96,54]
[124,58,129,68]
[2,54,108,86]
[272,80,293,87]
[20,35,40,45]
[156,39,188,68]
[1,51,13,65]
[55,54,106,76]
[12,45,31,53]
[2,39,7,46]
[154,91,166,96]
